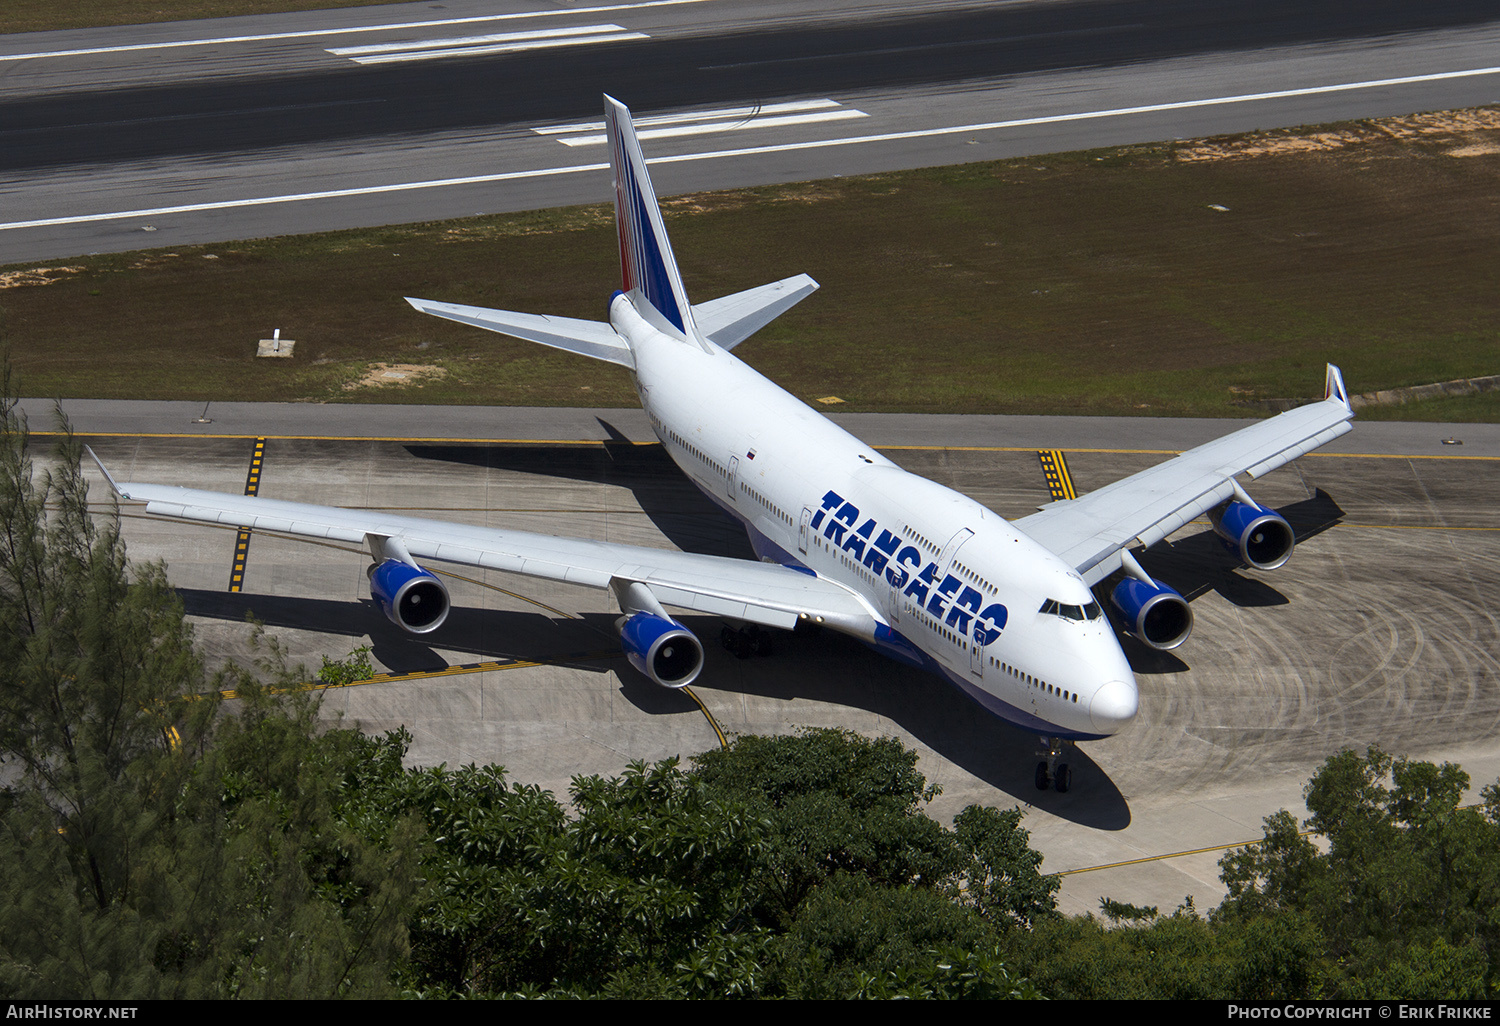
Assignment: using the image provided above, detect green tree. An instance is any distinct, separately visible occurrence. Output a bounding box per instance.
[1216,747,1500,997]
[770,872,1008,998]
[690,728,964,925]
[954,804,1060,930]
[350,741,772,998]
[370,727,1046,998]
[1217,809,1326,922]
[1341,937,1488,1000]
[192,675,423,998]
[0,380,419,997]
[0,386,210,996]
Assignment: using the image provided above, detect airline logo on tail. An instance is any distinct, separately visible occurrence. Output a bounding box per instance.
[604,95,696,339]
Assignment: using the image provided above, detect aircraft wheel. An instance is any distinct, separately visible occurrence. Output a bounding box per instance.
[1054,764,1072,794]
[1034,762,1050,791]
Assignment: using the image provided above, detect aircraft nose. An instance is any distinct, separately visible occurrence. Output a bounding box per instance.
[1090,679,1139,734]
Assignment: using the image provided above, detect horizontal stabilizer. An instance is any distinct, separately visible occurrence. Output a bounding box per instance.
[692,274,820,351]
[405,297,634,369]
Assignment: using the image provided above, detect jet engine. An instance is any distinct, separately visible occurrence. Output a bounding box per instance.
[1110,575,1192,651]
[1210,500,1295,570]
[619,611,704,688]
[368,558,450,634]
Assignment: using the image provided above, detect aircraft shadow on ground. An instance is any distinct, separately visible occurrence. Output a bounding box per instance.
[693,622,1131,830]
[183,585,1128,826]
[179,588,627,676]
[405,422,755,561]
[1107,489,1346,676]
[177,479,1342,831]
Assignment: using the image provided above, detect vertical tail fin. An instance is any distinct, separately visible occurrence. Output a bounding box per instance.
[604,94,703,345]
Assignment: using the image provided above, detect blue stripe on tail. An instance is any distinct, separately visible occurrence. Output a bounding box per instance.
[604,95,694,338]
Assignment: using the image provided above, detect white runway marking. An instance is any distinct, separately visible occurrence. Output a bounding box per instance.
[328,25,648,65]
[534,100,869,146]
[0,0,706,61]
[6,67,1500,233]
[533,99,848,133]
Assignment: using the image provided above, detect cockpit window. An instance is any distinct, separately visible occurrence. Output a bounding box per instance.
[1041,599,1104,622]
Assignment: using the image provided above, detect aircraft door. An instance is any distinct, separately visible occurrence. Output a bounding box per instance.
[798,507,811,554]
[937,527,974,568]
[728,455,739,501]
[935,528,982,678]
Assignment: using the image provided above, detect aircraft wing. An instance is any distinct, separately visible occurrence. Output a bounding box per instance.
[1014,365,1355,586]
[100,472,878,634]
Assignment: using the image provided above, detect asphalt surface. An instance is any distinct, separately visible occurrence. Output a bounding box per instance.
[29,400,1500,915]
[5,0,1500,261]
[8,0,1496,170]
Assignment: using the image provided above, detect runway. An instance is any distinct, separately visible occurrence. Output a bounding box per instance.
[5,0,1500,262]
[35,400,1500,915]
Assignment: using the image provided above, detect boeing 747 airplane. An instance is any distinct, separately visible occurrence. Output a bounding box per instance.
[93,96,1354,792]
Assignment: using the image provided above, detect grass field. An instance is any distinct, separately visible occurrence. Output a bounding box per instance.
[4,110,1498,419]
[1,0,395,35]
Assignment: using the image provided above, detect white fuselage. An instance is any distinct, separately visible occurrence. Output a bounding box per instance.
[612,295,1138,740]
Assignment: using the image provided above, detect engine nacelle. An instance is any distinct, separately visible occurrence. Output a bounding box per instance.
[368,558,450,634]
[619,611,704,688]
[1111,575,1193,651]
[1211,500,1295,570]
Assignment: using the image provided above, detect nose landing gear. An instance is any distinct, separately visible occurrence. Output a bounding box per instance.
[1034,737,1073,793]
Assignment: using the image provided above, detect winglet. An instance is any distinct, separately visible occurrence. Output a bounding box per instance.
[84,445,126,498]
[604,94,703,347]
[1324,364,1351,409]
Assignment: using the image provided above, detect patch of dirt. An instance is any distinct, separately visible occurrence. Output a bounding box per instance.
[1447,142,1500,157]
[345,363,448,390]
[437,207,612,241]
[767,183,849,204]
[663,191,752,216]
[0,266,84,289]
[1176,106,1500,162]
[128,253,181,269]
[664,182,848,216]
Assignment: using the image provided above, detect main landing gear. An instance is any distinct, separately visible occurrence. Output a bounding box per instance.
[721,623,774,660]
[1034,737,1073,794]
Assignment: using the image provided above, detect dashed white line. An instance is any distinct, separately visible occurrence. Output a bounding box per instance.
[6,68,1500,234]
